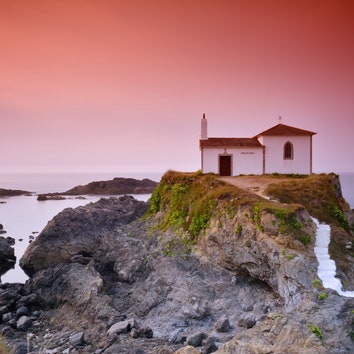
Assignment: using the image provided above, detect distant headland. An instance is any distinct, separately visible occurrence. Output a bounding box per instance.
[36,177,158,200]
[0,188,31,197]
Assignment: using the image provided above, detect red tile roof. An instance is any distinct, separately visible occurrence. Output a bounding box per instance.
[255,123,316,137]
[200,137,263,148]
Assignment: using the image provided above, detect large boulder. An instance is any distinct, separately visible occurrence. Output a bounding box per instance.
[20,196,148,276]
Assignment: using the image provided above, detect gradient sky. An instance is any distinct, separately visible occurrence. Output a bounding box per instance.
[1,0,354,174]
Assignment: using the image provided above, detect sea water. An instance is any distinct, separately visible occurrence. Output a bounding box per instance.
[313,217,354,297]
[0,172,163,283]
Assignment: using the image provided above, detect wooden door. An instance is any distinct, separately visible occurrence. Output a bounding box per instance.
[219,155,232,176]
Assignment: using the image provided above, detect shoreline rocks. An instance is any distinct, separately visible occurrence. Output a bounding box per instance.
[0,226,16,279]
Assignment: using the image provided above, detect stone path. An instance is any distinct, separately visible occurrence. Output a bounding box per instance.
[220,175,292,198]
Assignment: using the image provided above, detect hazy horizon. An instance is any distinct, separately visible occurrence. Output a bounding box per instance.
[1,0,354,174]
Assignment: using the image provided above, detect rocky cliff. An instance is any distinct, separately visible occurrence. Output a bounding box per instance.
[1,172,354,353]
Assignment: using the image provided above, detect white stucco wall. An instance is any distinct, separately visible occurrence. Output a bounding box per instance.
[201,147,263,175]
[258,135,312,174]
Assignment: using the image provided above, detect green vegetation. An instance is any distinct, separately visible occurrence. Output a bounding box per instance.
[272,314,283,319]
[251,204,264,232]
[308,324,323,341]
[273,207,310,246]
[281,250,296,260]
[333,206,349,231]
[146,171,245,246]
[317,291,328,300]
[234,223,242,236]
[312,278,324,290]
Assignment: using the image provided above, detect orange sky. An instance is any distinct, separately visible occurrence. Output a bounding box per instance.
[1,0,354,173]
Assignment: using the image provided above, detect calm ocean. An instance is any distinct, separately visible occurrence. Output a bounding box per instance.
[0,172,163,283]
[0,172,353,283]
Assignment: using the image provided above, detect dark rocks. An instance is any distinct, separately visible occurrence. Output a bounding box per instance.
[0,189,30,197]
[16,306,30,318]
[186,332,207,347]
[37,194,66,201]
[0,282,42,352]
[16,316,32,331]
[107,318,153,341]
[238,315,256,329]
[2,312,13,324]
[107,318,138,338]
[0,289,20,307]
[215,318,230,333]
[64,177,158,195]
[0,235,16,277]
[70,331,85,347]
[137,326,153,339]
[201,337,218,354]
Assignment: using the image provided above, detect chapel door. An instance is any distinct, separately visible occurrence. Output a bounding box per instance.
[219,155,232,176]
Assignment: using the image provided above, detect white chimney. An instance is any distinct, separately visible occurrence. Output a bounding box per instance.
[201,113,207,140]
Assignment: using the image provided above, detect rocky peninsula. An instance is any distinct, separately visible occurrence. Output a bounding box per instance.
[37,177,158,200]
[0,189,30,197]
[1,171,354,353]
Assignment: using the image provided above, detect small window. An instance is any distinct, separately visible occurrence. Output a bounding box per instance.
[284,141,293,159]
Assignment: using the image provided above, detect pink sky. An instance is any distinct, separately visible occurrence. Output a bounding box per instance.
[1,0,354,174]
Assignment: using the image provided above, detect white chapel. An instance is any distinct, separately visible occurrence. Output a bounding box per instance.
[199,114,316,176]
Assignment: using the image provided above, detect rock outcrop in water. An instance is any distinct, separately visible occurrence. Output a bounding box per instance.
[0,225,16,279]
[1,172,354,353]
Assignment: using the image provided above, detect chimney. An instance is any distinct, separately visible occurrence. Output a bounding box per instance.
[201,113,207,140]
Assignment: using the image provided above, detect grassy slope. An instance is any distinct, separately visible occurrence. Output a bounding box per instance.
[147,171,325,250]
[147,171,354,282]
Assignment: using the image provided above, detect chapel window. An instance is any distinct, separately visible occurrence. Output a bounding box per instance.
[284,141,294,160]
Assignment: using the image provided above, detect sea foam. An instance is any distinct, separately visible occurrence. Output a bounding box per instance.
[313,217,354,297]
